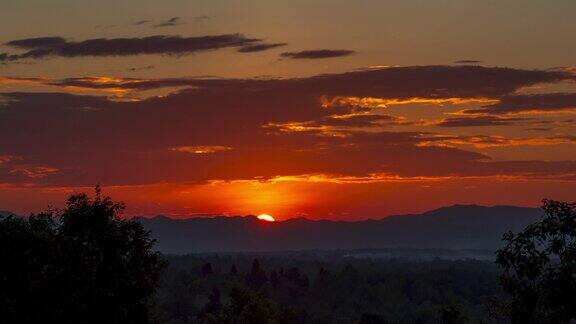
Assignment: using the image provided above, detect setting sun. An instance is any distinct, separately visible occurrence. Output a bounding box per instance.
[257,214,276,222]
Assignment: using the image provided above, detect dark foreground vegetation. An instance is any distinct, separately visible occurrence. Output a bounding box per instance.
[1,189,575,323]
[157,254,500,323]
[0,188,164,324]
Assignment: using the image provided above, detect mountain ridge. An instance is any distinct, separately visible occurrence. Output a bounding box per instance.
[138,204,540,223]
[137,204,543,254]
[1,204,543,254]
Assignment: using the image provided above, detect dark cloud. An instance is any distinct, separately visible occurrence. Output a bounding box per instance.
[454,60,482,64]
[521,118,576,131]
[317,114,399,127]
[0,34,263,62]
[525,127,553,132]
[436,115,528,127]
[466,93,576,115]
[7,36,67,49]
[281,49,355,59]
[237,43,287,53]
[47,66,572,101]
[134,19,152,25]
[192,15,212,21]
[127,65,155,72]
[2,66,576,187]
[154,17,183,27]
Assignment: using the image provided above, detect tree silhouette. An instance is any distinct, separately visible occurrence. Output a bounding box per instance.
[359,313,387,324]
[496,199,576,323]
[0,187,165,324]
[201,287,223,321]
[202,262,215,277]
[0,212,58,323]
[439,305,468,324]
[230,264,239,277]
[270,269,279,288]
[216,287,293,323]
[245,258,267,289]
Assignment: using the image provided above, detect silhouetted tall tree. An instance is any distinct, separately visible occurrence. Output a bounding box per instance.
[230,264,239,277]
[359,313,387,324]
[223,287,293,323]
[202,287,222,316]
[202,262,214,277]
[496,199,576,323]
[270,269,279,288]
[0,213,58,323]
[245,258,267,289]
[0,187,165,324]
[439,305,468,324]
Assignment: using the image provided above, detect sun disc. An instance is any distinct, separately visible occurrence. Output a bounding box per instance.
[257,214,275,222]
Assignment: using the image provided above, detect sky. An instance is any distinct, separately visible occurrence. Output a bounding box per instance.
[1,0,575,220]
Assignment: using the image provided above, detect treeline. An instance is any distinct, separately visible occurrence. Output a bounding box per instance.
[155,255,501,323]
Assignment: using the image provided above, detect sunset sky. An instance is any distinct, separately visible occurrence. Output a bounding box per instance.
[1,0,575,220]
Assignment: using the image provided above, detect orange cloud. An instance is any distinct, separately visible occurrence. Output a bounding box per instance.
[169,146,233,154]
[320,95,496,109]
[420,135,576,148]
[9,166,59,179]
[0,155,18,166]
[266,172,576,184]
[0,76,48,86]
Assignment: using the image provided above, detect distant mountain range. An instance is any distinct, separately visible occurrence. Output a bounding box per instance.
[138,205,543,254]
